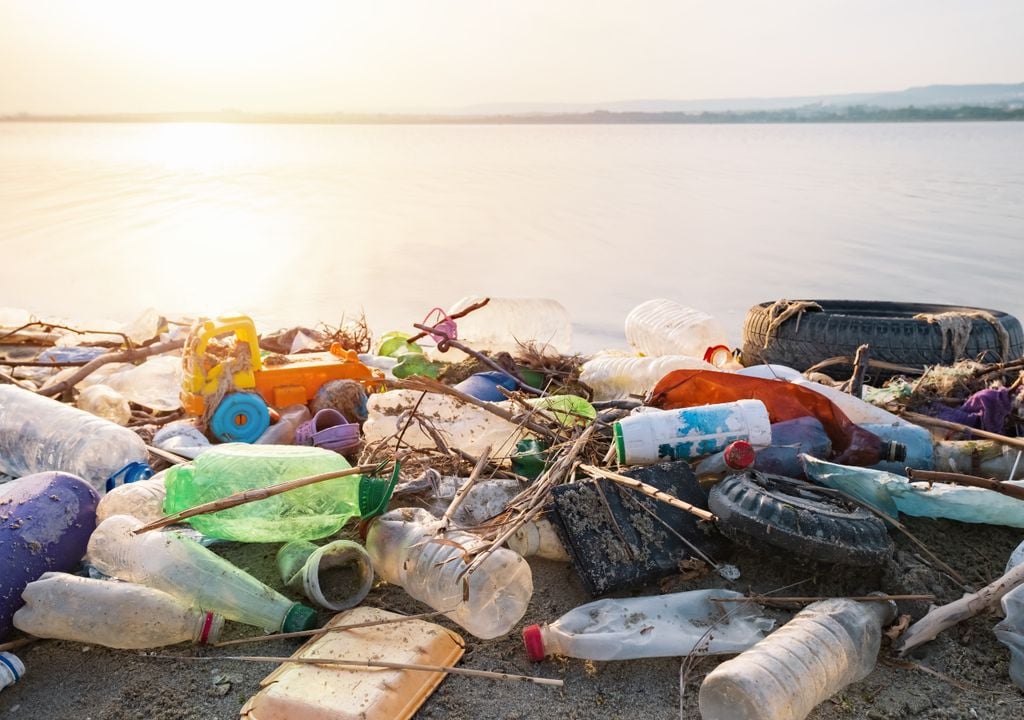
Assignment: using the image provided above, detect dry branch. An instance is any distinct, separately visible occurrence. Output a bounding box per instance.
[38,338,185,397]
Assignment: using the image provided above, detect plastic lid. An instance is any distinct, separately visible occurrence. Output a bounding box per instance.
[723,441,756,470]
[358,465,400,519]
[522,624,546,662]
[282,603,318,633]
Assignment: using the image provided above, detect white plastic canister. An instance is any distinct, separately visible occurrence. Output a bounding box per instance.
[614,400,772,465]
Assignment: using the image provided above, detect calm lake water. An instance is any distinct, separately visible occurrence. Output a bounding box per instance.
[1,121,1022,352]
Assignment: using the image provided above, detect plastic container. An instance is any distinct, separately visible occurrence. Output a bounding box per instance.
[365,507,533,639]
[255,404,311,445]
[87,514,317,633]
[0,652,25,694]
[0,385,149,490]
[625,299,728,358]
[76,384,131,425]
[994,583,1024,689]
[580,352,716,401]
[444,296,572,357]
[1,471,99,640]
[522,589,771,661]
[13,572,223,649]
[614,399,771,465]
[934,439,1022,481]
[696,418,832,480]
[163,443,392,542]
[96,473,168,524]
[698,598,897,720]
[861,422,933,475]
[276,540,374,612]
[693,440,757,482]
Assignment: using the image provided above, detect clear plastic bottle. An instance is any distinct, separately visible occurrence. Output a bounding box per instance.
[934,439,1021,481]
[86,514,317,633]
[580,352,715,401]
[255,404,311,445]
[522,589,771,661]
[444,296,572,357]
[0,385,149,490]
[76,384,131,426]
[96,473,168,524]
[13,572,223,649]
[625,299,728,358]
[365,507,533,640]
[162,444,392,542]
[698,598,896,720]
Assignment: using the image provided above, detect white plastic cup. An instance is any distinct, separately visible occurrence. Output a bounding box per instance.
[0,652,25,693]
[277,540,375,612]
[614,399,771,465]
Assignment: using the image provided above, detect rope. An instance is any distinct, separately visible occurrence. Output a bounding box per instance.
[762,300,823,348]
[913,311,1010,362]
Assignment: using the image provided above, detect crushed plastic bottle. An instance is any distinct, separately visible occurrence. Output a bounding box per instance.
[365,507,533,639]
[96,473,168,524]
[522,589,772,661]
[0,385,148,490]
[625,299,728,358]
[580,352,716,401]
[76,384,131,425]
[14,572,223,649]
[87,514,317,633]
[699,597,896,720]
[444,296,572,357]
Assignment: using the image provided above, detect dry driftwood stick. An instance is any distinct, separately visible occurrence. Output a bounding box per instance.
[804,355,925,377]
[902,411,1024,452]
[37,337,186,397]
[438,446,493,533]
[134,464,378,533]
[159,653,563,686]
[842,343,871,396]
[213,611,449,648]
[906,468,1024,502]
[406,297,491,344]
[711,594,934,604]
[0,637,38,653]
[896,561,1024,655]
[579,464,717,522]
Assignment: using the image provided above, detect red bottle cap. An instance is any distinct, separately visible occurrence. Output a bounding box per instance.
[723,441,756,470]
[522,624,546,661]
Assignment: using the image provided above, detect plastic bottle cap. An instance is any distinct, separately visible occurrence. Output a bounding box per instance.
[358,467,400,519]
[522,624,546,662]
[723,441,756,470]
[282,603,318,633]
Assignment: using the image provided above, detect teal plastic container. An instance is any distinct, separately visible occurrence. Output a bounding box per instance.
[163,444,392,542]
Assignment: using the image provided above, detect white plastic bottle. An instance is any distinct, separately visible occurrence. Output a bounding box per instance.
[0,385,148,490]
[86,514,317,633]
[522,589,772,661]
[365,507,533,640]
[614,400,772,465]
[698,598,896,720]
[96,474,168,524]
[580,352,716,401]
[506,518,570,562]
[0,652,25,694]
[13,572,223,649]
[625,299,729,358]
[445,296,572,357]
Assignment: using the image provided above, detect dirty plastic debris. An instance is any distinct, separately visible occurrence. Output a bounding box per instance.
[163,444,392,542]
[0,652,25,694]
[699,597,897,720]
[365,507,533,639]
[522,589,771,661]
[580,352,715,402]
[255,404,311,445]
[152,421,211,460]
[625,298,729,358]
[0,471,99,640]
[994,583,1024,689]
[802,454,1024,528]
[96,473,168,524]
[614,399,771,465]
[0,385,149,491]
[14,572,223,648]
[276,540,374,612]
[87,514,317,633]
[76,384,131,425]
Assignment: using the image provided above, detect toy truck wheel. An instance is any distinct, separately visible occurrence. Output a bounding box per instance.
[209,392,271,443]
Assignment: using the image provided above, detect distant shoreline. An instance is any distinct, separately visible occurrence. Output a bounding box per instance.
[3,105,1023,125]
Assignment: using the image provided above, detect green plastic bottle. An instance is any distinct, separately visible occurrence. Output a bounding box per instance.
[163,444,394,542]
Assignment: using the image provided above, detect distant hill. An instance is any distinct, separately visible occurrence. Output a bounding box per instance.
[454,82,1024,116]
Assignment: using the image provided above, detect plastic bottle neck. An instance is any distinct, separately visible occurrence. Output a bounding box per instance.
[191,611,224,644]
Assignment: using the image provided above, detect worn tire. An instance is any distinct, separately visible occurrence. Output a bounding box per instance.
[709,471,893,567]
[742,300,1024,380]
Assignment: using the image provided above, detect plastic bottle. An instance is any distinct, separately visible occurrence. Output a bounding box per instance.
[860,422,933,474]
[255,404,311,445]
[698,598,897,720]
[276,540,375,612]
[86,514,317,633]
[162,443,392,542]
[0,652,25,694]
[444,296,572,357]
[96,473,168,524]
[13,572,223,649]
[693,441,757,483]
[506,518,571,562]
[625,299,729,358]
[696,419,832,480]
[934,439,1021,481]
[365,507,533,639]
[522,589,771,661]
[1,472,99,640]
[580,352,716,401]
[0,385,149,490]
[614,400,772,465]
[76,384,131,425]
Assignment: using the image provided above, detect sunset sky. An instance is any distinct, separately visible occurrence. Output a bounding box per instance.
[2,0,1022,114]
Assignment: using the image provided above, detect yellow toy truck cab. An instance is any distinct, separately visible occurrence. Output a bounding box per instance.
[181,315,383,442]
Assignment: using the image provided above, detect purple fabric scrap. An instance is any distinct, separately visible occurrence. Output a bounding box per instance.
[931,387,1013,435]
